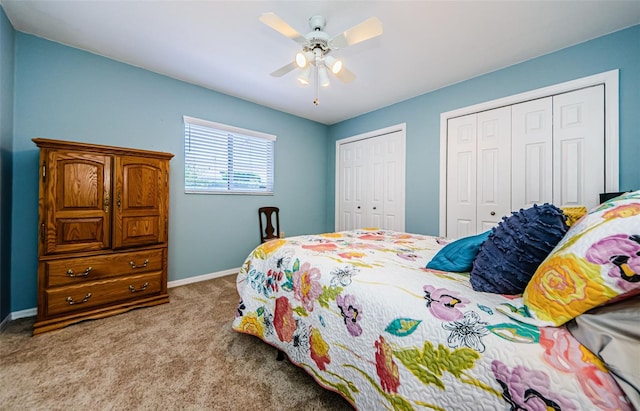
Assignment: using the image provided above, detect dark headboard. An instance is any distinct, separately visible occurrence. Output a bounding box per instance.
[599,191,631,203]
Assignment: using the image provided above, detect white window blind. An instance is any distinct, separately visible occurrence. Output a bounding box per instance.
[184,116,276,194]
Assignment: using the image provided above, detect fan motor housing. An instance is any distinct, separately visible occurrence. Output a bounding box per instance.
[308,15,326,31]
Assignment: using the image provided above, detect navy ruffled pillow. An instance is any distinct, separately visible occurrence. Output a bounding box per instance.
[426,231,491,272]
[470,203,568,295]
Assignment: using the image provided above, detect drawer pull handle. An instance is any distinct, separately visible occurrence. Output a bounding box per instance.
[67,267,93,277]
[66,293,92,305]
[129,259,149,269]
[129,282,149,293]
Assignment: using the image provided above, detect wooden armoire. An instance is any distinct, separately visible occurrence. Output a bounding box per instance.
[32,138,174,334]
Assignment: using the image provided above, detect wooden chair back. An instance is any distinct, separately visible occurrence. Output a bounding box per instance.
[258,207,280,243]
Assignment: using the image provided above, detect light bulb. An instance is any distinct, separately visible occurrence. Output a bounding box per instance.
[295,52,307,68]
[324,55,343,74]
[297,66,311,86]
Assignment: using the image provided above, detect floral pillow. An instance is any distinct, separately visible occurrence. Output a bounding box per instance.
[522,190,640,326]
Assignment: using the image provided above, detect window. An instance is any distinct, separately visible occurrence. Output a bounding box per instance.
[184,116,276,194]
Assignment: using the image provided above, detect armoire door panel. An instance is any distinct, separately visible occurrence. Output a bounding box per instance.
[124,166,159,209]
[121,216,161,244]
[553,85,604,209]
[57,217,104,244]
[512,97,553,210]
[44,151,111,254]
[60,163,99,208]
[113,156,167,248]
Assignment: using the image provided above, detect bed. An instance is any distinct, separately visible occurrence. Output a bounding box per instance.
[232,193,640,410]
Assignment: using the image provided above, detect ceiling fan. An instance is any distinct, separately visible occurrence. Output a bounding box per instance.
[260,12,383,105]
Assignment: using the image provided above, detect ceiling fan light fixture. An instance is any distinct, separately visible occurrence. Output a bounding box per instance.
[324,55,343,74]
[318,64,330,87]
[297,66,311,85]
[295,52,307,68]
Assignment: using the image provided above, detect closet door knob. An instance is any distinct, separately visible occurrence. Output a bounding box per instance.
[490,211,496,216]
[373,207,377,210]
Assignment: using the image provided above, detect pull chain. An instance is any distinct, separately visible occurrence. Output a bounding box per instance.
[313,64,319,106]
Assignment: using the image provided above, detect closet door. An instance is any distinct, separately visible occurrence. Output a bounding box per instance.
[446,107,511,238]
[339,139,366,230]
[369,131,405,231]
[553,85,604,209]
[446,114,477,238]
[476,107,511,232]
[337,131,405,231]
[511,97,553,210]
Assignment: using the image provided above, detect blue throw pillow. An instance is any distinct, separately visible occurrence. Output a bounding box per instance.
[470,203,568,295]
[426,231,491,272]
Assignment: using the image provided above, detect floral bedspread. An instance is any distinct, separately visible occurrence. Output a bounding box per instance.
[232,229,631,410]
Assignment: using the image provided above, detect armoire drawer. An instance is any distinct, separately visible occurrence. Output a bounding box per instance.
[45,249,164,287]
[45,271,163,316]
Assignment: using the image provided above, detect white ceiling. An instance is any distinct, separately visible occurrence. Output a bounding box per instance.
[2,1,639,125]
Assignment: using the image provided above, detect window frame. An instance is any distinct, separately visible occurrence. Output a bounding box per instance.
[183,115,276,195]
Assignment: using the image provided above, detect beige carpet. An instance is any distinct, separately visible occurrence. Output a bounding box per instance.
[0,275,353,410]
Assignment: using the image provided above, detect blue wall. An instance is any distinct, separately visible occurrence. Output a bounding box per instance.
[0,6,15,320]
[5,23,640,314]
[11,33,330,312]
[327,25,640,236]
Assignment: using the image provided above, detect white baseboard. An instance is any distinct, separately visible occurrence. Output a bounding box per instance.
[167,267,239,288]
[1,268,240,329]
[0,314,9,331]
[2,307,38,324]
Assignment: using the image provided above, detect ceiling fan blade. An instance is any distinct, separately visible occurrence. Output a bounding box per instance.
[330,17,383,49]
[260,12,307,46]
[335,66,356,83]
[270,61,297,77]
